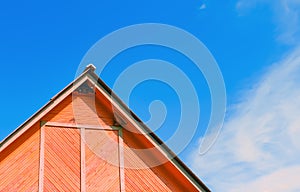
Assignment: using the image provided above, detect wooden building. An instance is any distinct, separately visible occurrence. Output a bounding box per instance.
[0,65,210,191]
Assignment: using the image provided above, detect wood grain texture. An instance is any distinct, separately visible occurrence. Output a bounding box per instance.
[84,129,120,192]
[123,143,173,192]
[43,126,81,192]
[0,124,40,192]
[122,129,200,191]
[43,93,114,128]
[0,81,204,192]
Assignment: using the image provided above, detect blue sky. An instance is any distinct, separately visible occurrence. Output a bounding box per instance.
[1,0,300,191]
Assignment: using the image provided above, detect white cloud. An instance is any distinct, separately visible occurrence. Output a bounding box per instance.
[190,48,300,191]
[236,0,300,44]
[199,3,206,10]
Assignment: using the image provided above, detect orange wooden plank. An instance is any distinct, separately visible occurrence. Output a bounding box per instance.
[123,144,172,192]
[122,129,200,191]
[43,94,114,127]
[84,129,120,192]
[0,124,40,192]
[43,126,81,192]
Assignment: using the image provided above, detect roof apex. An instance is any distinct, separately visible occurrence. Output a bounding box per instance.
[0,64,210,191]
[84,64,96,73]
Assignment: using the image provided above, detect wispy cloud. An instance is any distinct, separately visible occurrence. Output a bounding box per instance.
[199,3,206,10]
[236,0,300,44]
[190,48,300,191]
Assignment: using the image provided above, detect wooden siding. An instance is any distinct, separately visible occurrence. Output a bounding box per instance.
[84,129,120,192]
[123,146,172,191]
[123,129,200,191]
[43,92,114,128]
[122,129,174,192]
[0,124,40,191]
[43,126,81,191]
[0,78,206,192]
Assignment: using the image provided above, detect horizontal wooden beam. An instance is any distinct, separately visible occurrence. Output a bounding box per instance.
[44,122,118,130]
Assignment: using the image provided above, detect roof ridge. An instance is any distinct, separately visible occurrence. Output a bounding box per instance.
[84,63,96,72]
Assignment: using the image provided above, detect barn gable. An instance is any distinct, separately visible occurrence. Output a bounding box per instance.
[0,65,210,192]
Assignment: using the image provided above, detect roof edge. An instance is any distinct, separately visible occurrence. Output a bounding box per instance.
[0,67,92,148]
[87,71,210,192]
[0,65,210,191]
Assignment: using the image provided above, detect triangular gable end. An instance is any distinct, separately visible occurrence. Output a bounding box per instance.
[0,65,210,192]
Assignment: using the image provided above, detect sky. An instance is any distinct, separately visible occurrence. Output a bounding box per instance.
[1,0,300,191]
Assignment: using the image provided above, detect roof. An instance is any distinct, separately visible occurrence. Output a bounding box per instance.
[0,64,210,192]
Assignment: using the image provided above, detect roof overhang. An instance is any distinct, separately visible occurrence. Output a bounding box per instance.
[0,65,210,192]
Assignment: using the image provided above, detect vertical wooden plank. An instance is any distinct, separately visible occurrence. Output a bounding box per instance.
[38,125,45,192]
[43,127,81,191]
[0,124,40,191]
[85,129,120,191]
[118,128,125,192]
[81,128,86,192]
